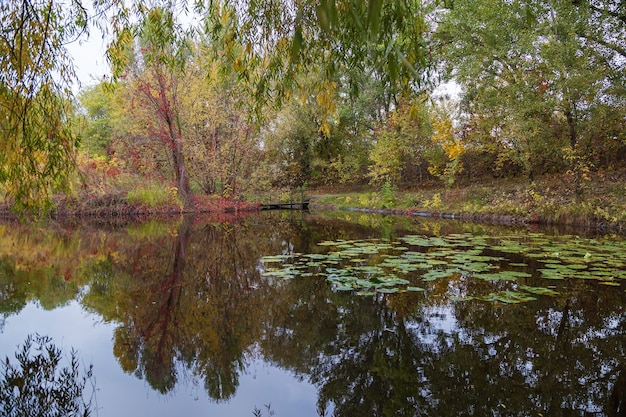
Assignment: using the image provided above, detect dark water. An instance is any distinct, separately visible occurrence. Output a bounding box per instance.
[0,211,625,417]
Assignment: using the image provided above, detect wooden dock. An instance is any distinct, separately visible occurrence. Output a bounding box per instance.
[259,200,310,211]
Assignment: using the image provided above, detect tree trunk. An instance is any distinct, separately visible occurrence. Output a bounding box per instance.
[166,117,192,207]
[565,107,577,149]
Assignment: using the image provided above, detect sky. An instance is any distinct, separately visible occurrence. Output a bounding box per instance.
[66,30,111,90]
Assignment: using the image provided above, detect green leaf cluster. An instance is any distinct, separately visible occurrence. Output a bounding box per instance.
[0,0,84,212]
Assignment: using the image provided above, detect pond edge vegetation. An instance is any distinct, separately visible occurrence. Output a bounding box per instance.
[310,170,626,233]
[1,169,624,234]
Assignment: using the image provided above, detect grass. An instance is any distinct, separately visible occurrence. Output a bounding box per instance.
[311,170,626,229]
[126,181,181,209]
[2,152,623,227]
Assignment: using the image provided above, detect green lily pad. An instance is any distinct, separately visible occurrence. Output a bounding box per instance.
[259,231,626,301]
[519,285,558,296]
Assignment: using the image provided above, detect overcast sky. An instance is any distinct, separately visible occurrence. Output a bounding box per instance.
[66,27,111,90]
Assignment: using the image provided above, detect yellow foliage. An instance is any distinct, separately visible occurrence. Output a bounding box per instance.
[423,192,443,209]
[316,79,337,138]
[369,98,432,183]
[428,102,465,185]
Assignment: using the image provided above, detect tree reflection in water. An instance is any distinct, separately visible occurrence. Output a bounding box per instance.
[0,334,95,417]
[0,212,625,415]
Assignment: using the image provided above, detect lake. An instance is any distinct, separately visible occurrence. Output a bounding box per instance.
[1,210,625,416]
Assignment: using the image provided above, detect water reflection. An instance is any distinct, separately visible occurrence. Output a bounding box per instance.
[0,334,95,417]
[0,212,625,416]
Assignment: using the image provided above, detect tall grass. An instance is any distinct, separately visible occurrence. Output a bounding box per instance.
[126,182,181,208]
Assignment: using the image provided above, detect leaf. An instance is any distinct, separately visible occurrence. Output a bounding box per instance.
[367,0,383,38]
[291,25,303,61]
[519,285,558,296]
[600,281,621,287]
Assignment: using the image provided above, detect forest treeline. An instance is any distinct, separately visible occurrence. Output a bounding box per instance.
[1,0,625,212]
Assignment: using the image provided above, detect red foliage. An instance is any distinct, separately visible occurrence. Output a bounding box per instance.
[191,195,260,215]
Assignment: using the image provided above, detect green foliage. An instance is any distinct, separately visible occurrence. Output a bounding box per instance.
[0,0,85,212]
[77,83,117,156]
[204,0,433,116]
[0,334,95,417]
[369,99,433,183]
[438,0,626,179]
[379,178,396,209]
[262,102,318,189]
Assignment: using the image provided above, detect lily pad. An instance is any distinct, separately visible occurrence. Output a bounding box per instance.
[259,230,626,302]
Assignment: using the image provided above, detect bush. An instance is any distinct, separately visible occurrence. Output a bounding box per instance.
[380,178,396,209]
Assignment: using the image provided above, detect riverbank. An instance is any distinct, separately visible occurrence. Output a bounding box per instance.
[0,192,261,221]
[2,170,625,231]
[310,170,626,232]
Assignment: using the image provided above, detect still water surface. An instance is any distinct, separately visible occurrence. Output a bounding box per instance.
[0,211,625,416]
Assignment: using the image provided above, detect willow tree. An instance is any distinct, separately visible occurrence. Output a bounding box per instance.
[0,0,86,212]
[204,0,434,126]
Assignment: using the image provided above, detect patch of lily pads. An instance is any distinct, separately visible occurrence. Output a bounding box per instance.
[260,232,625,302]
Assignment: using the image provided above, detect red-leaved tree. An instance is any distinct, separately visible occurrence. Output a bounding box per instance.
[123,7,192,207]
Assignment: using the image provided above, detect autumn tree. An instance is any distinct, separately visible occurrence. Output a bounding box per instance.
[180,41,261,198]
[7,0,625,208]
[427,99,465,186]
[262,63,407,189]
[121,7,193,206]
[0,0,85,212]
[1,0,436,210]
[369,98,432,184]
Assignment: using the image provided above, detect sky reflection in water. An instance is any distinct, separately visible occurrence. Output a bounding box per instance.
[0,301,320,417]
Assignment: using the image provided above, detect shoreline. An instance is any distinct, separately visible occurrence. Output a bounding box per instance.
[1,199,623,233]
[1,170,625,233]
[310,204,623,232]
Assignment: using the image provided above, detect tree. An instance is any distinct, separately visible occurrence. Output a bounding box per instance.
[0,0,85,212]
[180,41,261,197]
[205,0,434,118]
[368,98,432,184]
[77,83,117,156]
[122,7,193,206]
[437,0,625,180]
[427,99,465,186]
[263,102,318,189]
